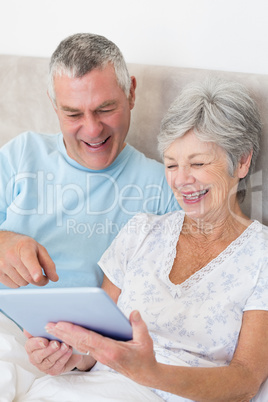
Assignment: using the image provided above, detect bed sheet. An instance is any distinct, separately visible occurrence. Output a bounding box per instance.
[0,313,164,402]
[0,312,267,402]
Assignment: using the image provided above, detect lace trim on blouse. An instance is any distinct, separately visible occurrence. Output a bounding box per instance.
[163,212,262,296]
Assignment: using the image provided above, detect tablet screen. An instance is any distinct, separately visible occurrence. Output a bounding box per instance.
[0,287,132,341]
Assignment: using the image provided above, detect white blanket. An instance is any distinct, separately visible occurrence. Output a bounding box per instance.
[0,312,267,402]
[0,313,164,402]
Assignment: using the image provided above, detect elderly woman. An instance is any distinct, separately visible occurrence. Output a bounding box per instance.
[25,78,268,402]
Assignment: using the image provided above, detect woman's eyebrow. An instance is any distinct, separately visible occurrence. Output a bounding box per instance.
[164,152,209,160]
[163,155,175,161]
[188,152,209,159]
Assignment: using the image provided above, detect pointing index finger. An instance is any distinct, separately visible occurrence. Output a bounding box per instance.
[19,244,58,285]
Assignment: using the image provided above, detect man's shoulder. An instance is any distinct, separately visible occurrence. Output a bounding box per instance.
[1,131,60,151]
[19,131,61,146]
[0,132,62,169]
[126,144,164,170]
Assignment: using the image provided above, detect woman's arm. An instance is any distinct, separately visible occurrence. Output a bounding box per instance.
[143,310,268,401]
[46,310,268,401]
[101,274,121,303]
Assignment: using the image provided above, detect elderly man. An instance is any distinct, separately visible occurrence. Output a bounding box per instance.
[0,33,178,289]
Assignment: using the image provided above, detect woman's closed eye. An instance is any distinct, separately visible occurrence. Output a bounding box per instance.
[166,164,178,169]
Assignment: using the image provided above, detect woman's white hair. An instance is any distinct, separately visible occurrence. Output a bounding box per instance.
[158,77,262,203]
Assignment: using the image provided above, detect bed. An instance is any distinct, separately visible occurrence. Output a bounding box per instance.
[0,55,268,401]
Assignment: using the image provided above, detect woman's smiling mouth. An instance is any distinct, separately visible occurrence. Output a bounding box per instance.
[181,189,209,203]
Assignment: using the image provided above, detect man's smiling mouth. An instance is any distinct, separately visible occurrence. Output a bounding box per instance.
[84,136,110,148]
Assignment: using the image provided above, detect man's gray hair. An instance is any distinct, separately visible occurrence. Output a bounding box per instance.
[48,33,131,106]
[158,78,262,203]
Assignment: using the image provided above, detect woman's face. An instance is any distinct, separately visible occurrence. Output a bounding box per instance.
[164,130,250,224]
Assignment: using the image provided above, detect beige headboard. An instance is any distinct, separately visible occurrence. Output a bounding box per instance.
[1,55,268,224]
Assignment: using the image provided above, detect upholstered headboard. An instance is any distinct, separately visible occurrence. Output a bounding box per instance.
[0,55,268,224]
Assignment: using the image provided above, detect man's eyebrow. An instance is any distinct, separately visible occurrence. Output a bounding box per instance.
[61,106,80,112]
[96,100,117,109]
[60,100,117,113]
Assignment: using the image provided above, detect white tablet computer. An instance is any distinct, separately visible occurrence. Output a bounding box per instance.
[0,287,132,341]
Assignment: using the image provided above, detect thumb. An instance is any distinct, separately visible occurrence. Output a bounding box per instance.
[38,246,59,282]
[23,329,33,339]
[129,310,151,344]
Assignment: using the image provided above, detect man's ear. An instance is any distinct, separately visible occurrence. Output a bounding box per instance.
[47,90,58,114]
[128,76,137,110]
[238,150,253,179]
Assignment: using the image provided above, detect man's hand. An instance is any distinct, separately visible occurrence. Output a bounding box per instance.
[0,231,58,287]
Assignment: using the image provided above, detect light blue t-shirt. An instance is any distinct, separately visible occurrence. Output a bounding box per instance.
[0,132,179,288]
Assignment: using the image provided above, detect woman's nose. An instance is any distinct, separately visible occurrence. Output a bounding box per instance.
[174,166,195,187]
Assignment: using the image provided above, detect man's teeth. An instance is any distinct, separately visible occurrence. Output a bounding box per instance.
[183,190,208,200]
[88,139,106,147]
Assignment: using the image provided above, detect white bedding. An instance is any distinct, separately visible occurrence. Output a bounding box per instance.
[0,312,267,402]
[0,312,164,402]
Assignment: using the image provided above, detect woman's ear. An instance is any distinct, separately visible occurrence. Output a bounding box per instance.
[238,150,253,179]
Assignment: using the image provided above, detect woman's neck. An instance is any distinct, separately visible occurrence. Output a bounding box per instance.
[182,209,252,244]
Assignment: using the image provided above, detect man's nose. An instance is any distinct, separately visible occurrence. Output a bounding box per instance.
[82,113,103,137]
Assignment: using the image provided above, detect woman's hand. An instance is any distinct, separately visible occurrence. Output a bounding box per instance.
[45,310,159,384]
[24,330,95,376]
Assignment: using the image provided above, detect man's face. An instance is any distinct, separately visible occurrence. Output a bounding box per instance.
[51,64,136,170]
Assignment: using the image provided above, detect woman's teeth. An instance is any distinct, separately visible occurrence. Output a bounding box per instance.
[183,189,208,200]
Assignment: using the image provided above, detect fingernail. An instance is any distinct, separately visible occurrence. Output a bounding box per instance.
[61,343,68,351]
[39,341,47,348]
[51,341,59,350]
[132,310,140,322]
[45,325,54,334]
[33,273,40,282]
[55,323,65,330]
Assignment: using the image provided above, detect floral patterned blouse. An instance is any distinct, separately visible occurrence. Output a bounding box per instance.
[98,211,268,401]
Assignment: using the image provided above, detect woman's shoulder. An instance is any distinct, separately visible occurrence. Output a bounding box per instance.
[246,220,268,250]
[251,220,268,234]
[125,210,184,235]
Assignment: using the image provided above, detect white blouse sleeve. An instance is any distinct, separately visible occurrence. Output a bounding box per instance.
[98,213,150,289]
[244,260,268,311]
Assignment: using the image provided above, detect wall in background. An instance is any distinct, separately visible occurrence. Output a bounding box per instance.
[1,0,267,74]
